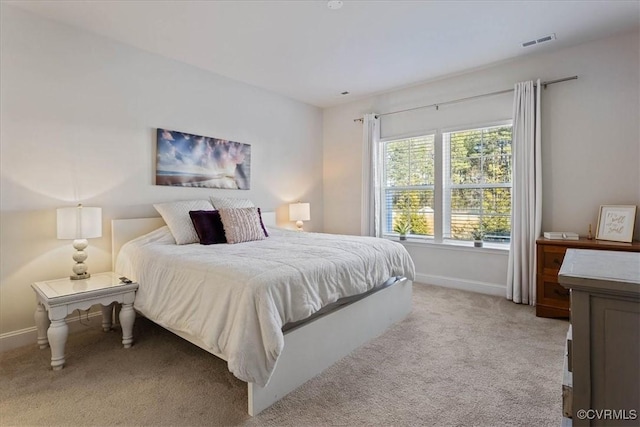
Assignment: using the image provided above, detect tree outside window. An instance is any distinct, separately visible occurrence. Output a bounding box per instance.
[445,125,512,242]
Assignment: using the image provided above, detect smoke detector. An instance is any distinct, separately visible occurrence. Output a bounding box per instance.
[327,1,343,10]
[522,33,556,48]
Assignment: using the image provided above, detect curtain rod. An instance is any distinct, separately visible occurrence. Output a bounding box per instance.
[353,75,578,122]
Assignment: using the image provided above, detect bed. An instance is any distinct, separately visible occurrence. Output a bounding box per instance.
[112,211,414,415]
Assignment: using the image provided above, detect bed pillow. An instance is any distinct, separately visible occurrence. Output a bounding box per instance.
[189,210,227,245]
[153,200,213,245]
[210,196,255,209]
[219,207,266,244]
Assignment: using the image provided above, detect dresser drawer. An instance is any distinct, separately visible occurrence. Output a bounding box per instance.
[542,279,570,303]
[536,276,570,318]
[540,245,566,276]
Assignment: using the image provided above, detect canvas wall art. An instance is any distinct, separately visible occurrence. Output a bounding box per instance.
[156,129,251,190]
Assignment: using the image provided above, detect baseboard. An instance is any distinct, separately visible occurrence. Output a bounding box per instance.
[415,273,506,297]
[0,311,104,353]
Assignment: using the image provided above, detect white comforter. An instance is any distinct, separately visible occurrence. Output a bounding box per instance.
[116,226,415,386]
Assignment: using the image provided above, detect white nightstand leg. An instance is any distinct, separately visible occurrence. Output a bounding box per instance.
[47,319,68,370]
[114,303,121,326]
[34,303,50,349]
[119,302,135,348]
[101,303,114,332]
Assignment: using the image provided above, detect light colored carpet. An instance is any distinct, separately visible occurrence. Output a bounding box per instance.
[0,283,568,426]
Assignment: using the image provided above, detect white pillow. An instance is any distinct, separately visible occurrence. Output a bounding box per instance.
[153,200,213,245]
[210,196,254,209]
[219,207,266,244]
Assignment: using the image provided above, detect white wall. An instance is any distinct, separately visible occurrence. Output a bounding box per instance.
[0,6,323,340]
[323,31,640,293]
[2,5,638,347]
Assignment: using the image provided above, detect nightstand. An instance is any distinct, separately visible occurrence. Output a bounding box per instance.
[31,272,138,370]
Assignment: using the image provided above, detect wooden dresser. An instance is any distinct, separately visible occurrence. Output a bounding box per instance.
[536,238,640,318]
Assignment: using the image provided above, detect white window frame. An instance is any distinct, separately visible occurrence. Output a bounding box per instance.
[379,131,437,241]
[378,119,512,248]
[442,120,513,243]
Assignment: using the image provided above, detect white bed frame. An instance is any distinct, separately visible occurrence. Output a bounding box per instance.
[111,215,412,416]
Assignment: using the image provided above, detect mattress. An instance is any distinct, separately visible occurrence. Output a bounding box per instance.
[116,225,415,386]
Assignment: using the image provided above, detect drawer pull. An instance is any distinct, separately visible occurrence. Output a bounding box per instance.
[554,288,570,297]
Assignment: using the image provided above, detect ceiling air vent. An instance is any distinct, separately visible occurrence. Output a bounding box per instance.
[522,33,556,48]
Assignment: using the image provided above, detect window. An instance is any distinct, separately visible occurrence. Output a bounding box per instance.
[382,135,435,238]
[380,123,512,244]
[444,124,512,242]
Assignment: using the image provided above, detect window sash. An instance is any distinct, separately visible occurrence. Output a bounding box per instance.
[443,124,513,242]
[381,134,435,238]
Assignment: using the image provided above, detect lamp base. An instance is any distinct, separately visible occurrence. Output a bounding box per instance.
[295,220,304,231]
[70,239,90,280]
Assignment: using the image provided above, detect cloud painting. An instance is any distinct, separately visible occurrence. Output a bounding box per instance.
[156,129,251,190]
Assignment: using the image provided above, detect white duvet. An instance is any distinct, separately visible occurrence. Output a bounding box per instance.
[116,226,415,386]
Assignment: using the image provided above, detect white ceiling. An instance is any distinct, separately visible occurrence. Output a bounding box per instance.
[7,0,640,108]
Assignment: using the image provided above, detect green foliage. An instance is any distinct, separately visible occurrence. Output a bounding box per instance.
[385,137,435,187]
[393,191,431,236]
[393,218,411,235]
[448,126,512,240]
[470,226,485,240]
[409,213,431,235]
[384,136,435,237]
[449,127,511,185]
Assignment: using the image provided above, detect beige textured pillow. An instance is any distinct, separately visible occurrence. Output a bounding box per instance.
[210,196,255,209]
[153,199,213,244]
[219,207,266,244]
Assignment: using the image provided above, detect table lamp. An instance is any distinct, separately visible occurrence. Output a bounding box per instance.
[57,204,102,280]
[289,202,310,231]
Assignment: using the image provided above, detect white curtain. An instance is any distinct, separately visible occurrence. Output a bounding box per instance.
[507,80,542,305]
[361,113,381,237]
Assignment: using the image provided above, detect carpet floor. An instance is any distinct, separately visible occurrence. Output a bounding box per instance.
[0,283,568,426]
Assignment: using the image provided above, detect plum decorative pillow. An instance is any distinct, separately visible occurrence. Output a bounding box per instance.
[189,210,227,245]
[210,196,255,209]
[153,200,213,245]
[257,208,269,237]
[219,207,266,244]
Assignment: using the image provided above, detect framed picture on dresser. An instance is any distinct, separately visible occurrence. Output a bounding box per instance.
[595,205,636,243]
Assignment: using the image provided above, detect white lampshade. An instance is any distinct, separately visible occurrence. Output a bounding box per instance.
[57,205,102,240]
[289,202,310,232]
[289,202,310,222]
